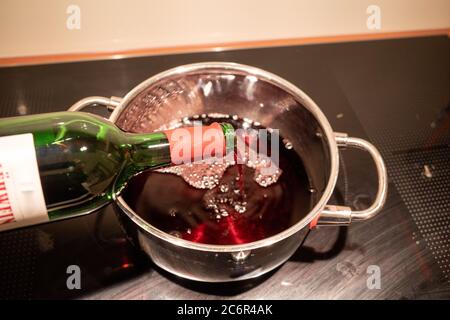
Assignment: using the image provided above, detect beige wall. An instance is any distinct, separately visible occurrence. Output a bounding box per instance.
[0,0,449,58]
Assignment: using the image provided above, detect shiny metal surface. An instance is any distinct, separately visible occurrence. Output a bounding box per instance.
[68,95,121,112]
[343,136,388,221]
[317,134,388,225]
[68,62,387,281]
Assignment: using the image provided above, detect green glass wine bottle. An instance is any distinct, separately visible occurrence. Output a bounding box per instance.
[0,111,235,232]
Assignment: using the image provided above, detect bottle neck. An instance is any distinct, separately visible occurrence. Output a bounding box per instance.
[125,131,172,169]
[118,122,235,187]
[112,131,171,195]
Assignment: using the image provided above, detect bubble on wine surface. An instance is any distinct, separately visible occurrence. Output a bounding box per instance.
[157,159,227,189]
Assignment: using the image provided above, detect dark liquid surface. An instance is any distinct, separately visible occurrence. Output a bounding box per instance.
[122,117,314,245]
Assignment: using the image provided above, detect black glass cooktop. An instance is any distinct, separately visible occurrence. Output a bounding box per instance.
[0,35,449,299]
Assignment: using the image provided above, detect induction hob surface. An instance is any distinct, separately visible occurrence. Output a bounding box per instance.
[0,35,449,299]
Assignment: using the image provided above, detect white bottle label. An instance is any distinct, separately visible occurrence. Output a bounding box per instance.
[0,133,48,231]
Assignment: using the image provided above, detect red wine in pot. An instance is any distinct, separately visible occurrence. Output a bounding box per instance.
[122,116,315,245]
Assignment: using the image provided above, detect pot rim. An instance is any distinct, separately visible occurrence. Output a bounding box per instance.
[111,62,339,252]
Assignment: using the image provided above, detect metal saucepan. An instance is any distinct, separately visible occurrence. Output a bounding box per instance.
[69,62,388,282]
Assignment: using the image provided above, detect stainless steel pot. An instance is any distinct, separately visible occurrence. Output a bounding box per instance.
[69,62,388,282]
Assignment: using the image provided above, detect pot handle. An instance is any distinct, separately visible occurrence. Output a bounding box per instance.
[313,132,388,227]
[68,96,122,114]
